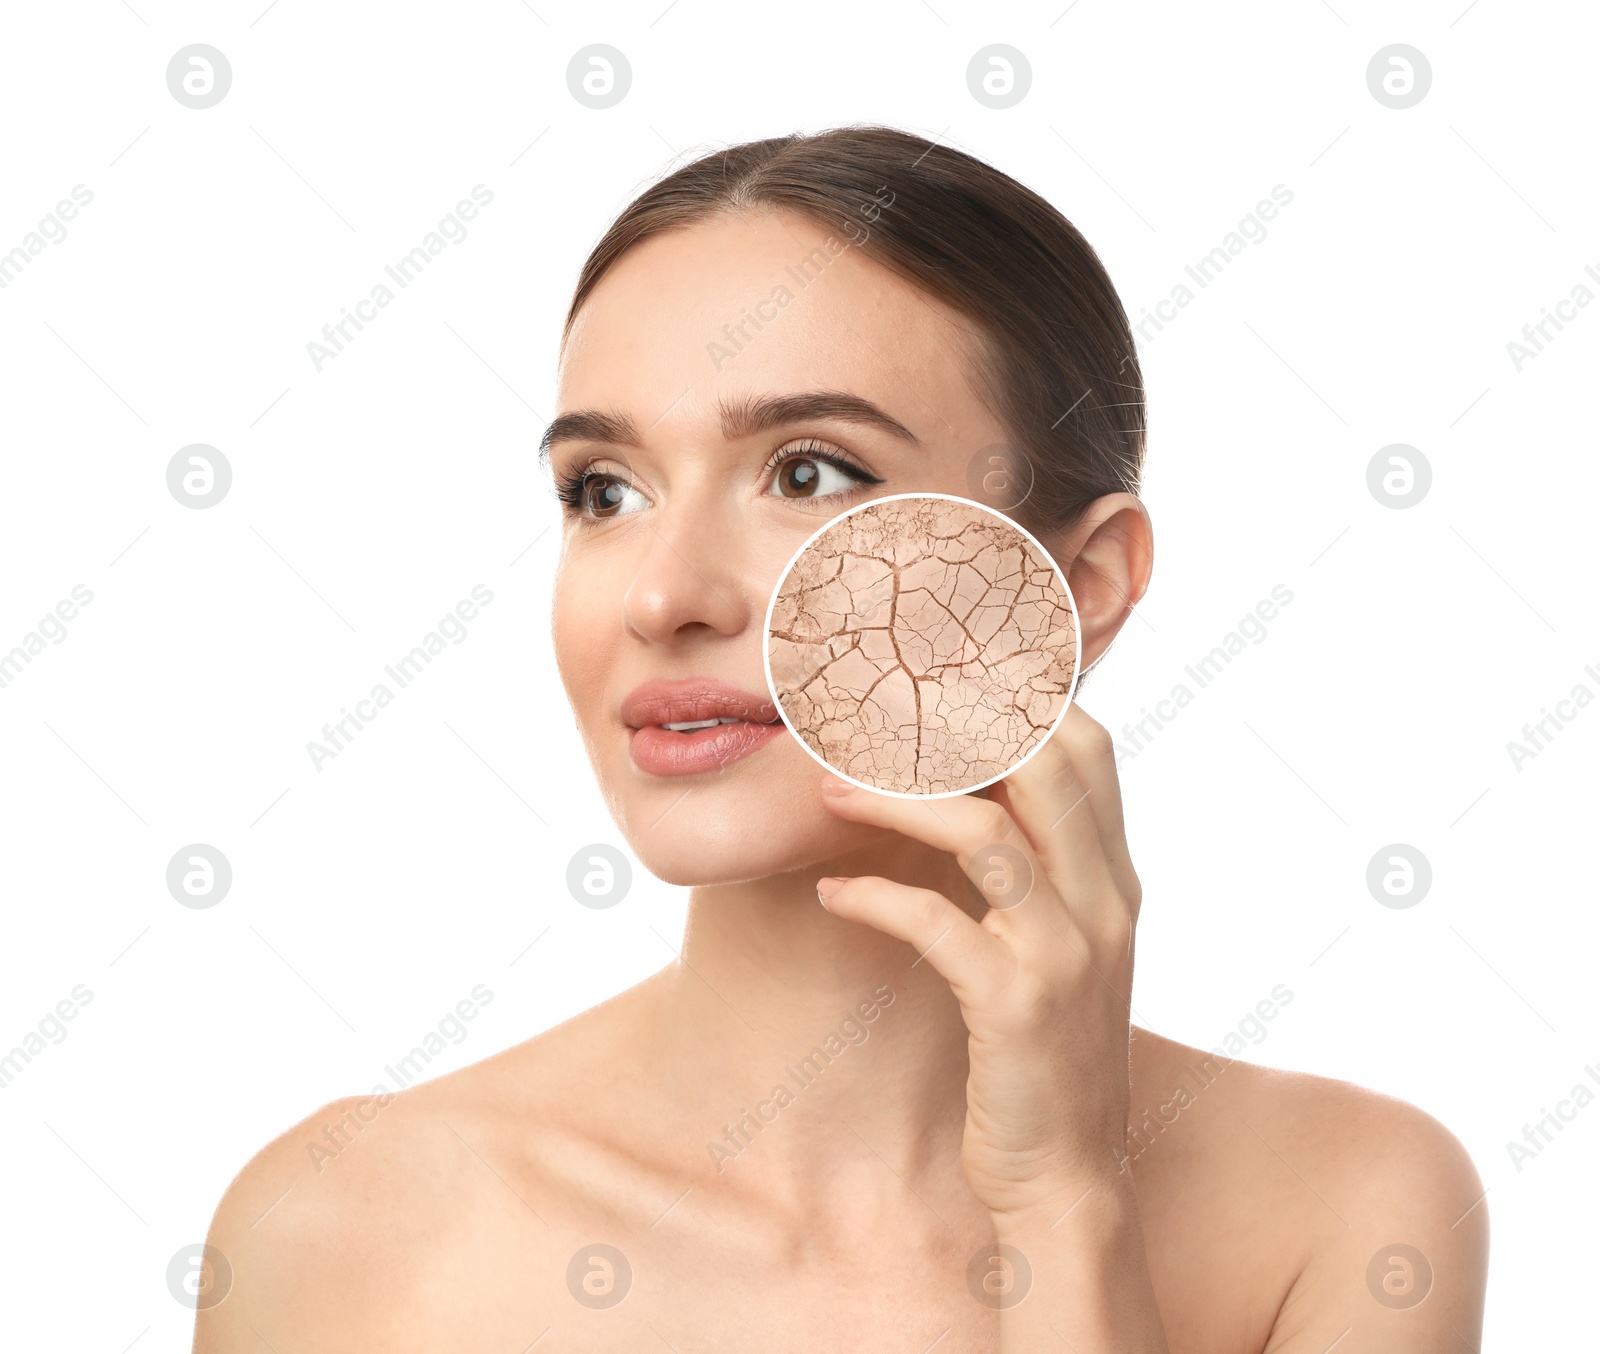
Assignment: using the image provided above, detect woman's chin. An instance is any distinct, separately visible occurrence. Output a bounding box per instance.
[616,806,883,890]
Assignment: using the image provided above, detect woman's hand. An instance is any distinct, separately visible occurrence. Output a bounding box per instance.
[817,704,1169,1348]
[814,702,1141,1226]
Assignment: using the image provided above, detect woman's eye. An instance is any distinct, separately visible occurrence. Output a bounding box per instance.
[765,454,867,500]
[580,475,649,519]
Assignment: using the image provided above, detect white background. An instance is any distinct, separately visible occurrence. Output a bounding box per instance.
[1,1,1594,1347]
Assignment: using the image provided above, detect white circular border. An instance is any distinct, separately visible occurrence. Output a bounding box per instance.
[761,491,1083,800]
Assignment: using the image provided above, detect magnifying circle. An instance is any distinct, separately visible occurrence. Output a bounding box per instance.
[763,492,1081,798]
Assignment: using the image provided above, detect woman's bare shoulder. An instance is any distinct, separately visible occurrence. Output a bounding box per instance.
[1129,1027,1488,1347]
[1131,1025,1481,1191]
[194,996,649,1351]
[193,1082,461,1348]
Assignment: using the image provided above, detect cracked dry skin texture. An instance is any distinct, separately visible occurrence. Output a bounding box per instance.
[768,497,1077,795]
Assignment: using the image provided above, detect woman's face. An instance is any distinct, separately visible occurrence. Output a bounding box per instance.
[549,209,1028,886]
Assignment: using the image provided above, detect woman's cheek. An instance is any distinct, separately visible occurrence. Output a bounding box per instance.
[550,553,610,711]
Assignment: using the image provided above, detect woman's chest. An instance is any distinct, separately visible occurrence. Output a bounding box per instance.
[359,1192,1277,1354]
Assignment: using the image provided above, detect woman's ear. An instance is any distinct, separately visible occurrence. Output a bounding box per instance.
[1038,493,1154,674]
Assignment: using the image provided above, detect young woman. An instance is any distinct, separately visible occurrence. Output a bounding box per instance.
[198,126,1488,1352]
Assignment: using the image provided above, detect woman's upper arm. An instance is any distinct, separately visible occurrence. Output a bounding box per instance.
[192,1095,401,1354]
[1262,1093,1489,1354]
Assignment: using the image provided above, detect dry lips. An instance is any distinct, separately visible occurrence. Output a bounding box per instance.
[622,677,785,777]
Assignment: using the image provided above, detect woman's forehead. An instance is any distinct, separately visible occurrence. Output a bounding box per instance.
[556,211,984,430]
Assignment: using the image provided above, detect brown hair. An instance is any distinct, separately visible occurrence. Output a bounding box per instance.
[562,124,1144,540]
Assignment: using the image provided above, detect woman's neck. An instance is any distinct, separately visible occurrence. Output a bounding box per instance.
[642,832,988,1224]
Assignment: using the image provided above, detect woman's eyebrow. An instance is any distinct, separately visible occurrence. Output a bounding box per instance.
[719,391,921,445]
[538,409,636,465]
[538,390,920,466]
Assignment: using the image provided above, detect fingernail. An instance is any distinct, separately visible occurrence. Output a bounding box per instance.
[820,776,856,796]
[816,876,848,907]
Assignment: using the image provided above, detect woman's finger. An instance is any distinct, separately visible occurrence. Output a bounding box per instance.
[816,874,1012,1002]
[1000,706,1127,877]
[996,705,1137,934]
[1054,703,1140,912]
[818,777,1082,947]
[991,730,1114,913]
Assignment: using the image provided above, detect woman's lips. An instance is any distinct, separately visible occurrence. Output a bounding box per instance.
[620,676,785,776]
[628,719,785,776]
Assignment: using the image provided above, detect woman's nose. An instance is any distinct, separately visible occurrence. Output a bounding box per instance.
[621,509,752,644]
